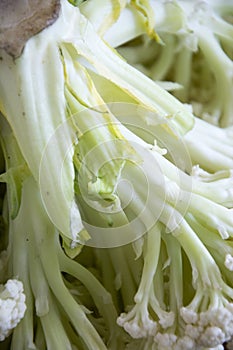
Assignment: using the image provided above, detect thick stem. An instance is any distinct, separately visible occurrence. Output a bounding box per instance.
[162,232,183,313]
[173,48,193,102]
[108,245,136,308]
[71,13,194,135]
[189,192,233,238]
[197,28,233,127]
[153,240,166,309]
[58,239,124,349]
[18,176,108,350]
[135,223,161,304]
[9,194,35,349]
[121,242,143,288]
[150,35,176,81]
[28,223,73,350]
[94,248,120,310]
[40,294,73,350]
[39,230,108,350]
[173,218,223,290]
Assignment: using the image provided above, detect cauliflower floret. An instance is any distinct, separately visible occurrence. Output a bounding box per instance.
[154,332,197,350]
[154,332,177,348]
[117,306,158,339]
[0,279,26,341]
[199,326,226,348]
[181,304,233,348]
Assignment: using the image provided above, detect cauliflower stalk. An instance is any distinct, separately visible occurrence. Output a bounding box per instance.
[112,129,233,349]
[0,119,125,349]
[100,0,233,172]
[0,1,232,350]
[109,0,233,127]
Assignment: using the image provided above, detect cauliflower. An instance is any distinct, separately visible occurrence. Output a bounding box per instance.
[0,0,233,349]
[0,279,26,341]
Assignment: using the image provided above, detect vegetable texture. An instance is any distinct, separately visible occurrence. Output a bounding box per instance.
[0,0,232,349]
[0,279,26,342]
